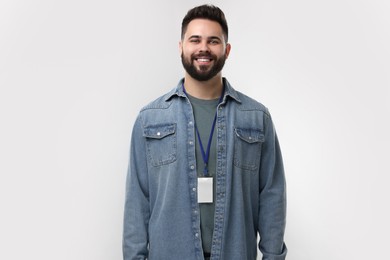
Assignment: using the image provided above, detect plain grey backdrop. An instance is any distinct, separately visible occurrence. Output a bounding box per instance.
[1,0,389,259]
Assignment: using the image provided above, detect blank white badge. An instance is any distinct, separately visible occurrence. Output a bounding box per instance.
[197,177,213,203]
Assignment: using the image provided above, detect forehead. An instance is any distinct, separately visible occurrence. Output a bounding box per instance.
[184,19,225,39]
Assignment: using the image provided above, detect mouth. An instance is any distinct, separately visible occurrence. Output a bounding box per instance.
[194,56,213,65]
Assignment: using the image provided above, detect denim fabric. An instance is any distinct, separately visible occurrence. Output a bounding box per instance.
[123,78,287,260]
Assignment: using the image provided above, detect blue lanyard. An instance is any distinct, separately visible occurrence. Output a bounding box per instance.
[183,84,225,176]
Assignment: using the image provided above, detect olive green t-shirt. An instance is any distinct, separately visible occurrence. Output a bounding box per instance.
[187,94,219,254]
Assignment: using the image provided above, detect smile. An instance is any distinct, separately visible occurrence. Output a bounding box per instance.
[196,58,212,62]
[194,57,214,66]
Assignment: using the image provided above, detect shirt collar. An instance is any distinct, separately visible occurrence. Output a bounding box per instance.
[164,78,242,104]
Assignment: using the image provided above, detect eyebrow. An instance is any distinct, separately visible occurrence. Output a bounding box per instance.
[188,35,222,41]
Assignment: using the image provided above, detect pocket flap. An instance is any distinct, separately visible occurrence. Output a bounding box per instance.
[144,124,176,139]
[234,128,264,143]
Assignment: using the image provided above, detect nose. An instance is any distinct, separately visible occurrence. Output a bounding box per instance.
[199,40,210,53]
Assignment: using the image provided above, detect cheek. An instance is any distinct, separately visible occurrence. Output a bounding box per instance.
[183,46,196,55]
[182,49,194,60]
[211,47,226,57]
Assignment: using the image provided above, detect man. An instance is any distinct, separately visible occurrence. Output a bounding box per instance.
[123,4,287,260]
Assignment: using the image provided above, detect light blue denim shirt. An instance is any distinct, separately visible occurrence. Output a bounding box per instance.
[123,78,287,260]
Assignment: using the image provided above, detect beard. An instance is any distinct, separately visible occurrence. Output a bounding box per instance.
[181,52,226,82]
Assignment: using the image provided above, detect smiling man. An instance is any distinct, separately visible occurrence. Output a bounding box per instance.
[180,19,229,84]
[123,5,287,260]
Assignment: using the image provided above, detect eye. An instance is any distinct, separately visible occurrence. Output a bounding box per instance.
[209,39,220,45]
[189,38,200,43]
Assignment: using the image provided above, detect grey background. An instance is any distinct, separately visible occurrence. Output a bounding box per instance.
[1,0,389,259]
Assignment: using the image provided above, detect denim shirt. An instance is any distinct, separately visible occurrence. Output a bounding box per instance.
[123,78,287,260]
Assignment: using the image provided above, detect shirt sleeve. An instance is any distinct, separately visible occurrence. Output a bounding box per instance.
[257,112,287,260]
[123,114,150,260]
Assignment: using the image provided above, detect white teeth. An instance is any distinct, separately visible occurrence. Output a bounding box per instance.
[197,58,211,62]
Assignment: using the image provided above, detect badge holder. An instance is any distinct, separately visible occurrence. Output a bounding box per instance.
[198,177,213,203]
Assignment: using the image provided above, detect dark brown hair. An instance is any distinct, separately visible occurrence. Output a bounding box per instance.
[181,5,229,42]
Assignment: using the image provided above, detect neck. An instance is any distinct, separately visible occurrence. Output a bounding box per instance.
[183,74,223,100]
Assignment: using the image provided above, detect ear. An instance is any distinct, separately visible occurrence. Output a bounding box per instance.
[225,43,231,59]
[179,41,183,56]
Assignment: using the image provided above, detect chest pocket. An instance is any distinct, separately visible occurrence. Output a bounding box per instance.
[144,123,177,167]
[233,127,264,171]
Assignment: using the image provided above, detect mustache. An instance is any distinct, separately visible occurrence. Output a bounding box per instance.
[191,53,216,60]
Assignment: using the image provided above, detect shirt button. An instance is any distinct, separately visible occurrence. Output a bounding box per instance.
[189,141,193,145]
[195,233,199,238]
[194,210,198,214]
[189,121,193,125]
[190,165,195,170]
[193,187,196,192]
[157,132,161,136]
